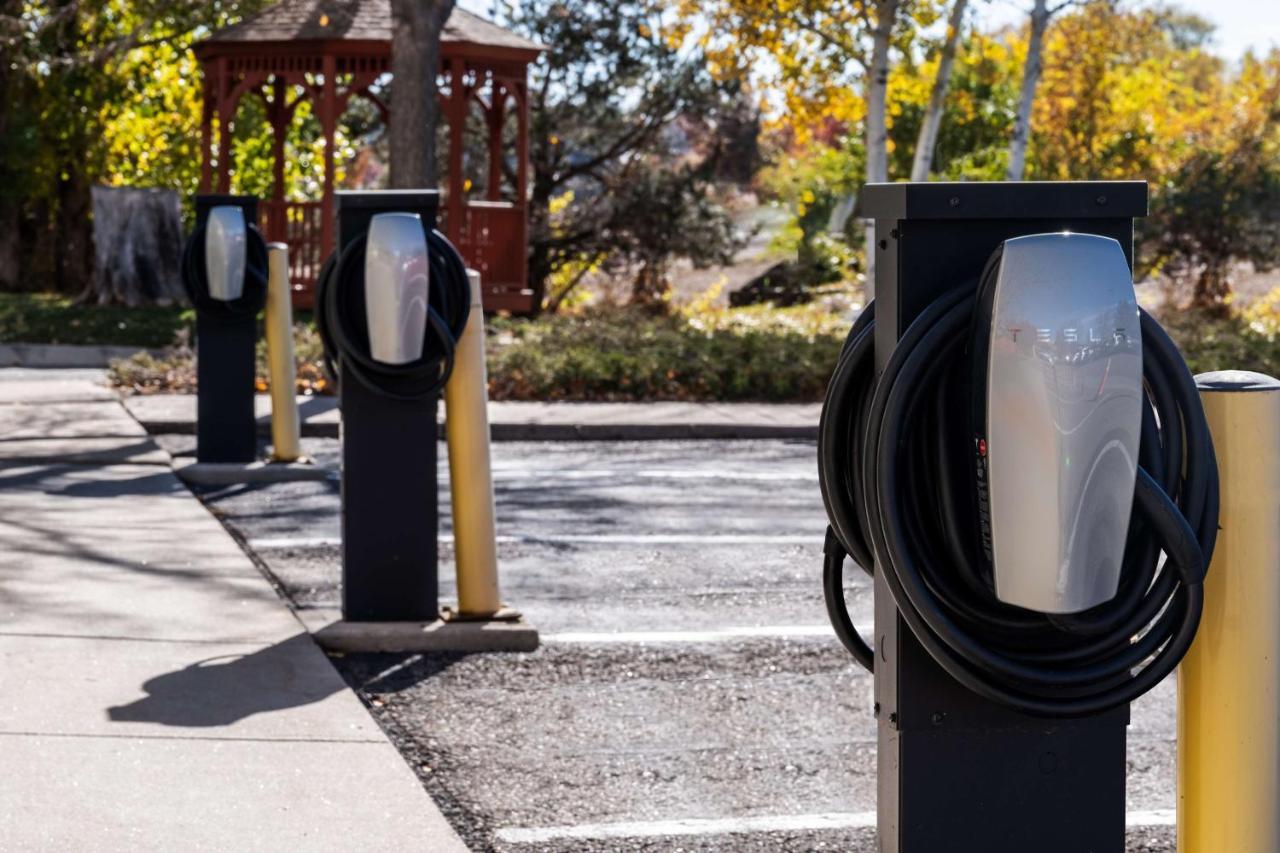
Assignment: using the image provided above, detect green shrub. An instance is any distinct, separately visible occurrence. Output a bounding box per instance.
[105,292,1280,401]
[487,303,847,402]
[1155,293,1280,377]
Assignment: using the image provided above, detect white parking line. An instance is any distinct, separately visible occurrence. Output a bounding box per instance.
[527,533,823,545]
[495,809,1176,844]
[493,468,818,482]
[247,532,824,550]
[543,625,848,644]
[494,812,876,844]
[1128,810,1176,826]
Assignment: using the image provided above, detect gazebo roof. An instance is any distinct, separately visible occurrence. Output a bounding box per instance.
[201,1,543,56]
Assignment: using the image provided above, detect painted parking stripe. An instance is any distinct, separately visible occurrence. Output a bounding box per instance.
[496,809,1176,845]
[495,812,877,844]
[527,533,823,545]
[491,468,819,482]
[542,625,853,644]
[246,532,825,550]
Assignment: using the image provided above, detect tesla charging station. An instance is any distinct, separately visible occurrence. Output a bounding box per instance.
[315,190,471,622]
[818,181,1219,851]
[182,194,268,463]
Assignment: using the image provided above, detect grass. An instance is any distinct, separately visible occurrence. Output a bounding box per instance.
[0,293,191,348]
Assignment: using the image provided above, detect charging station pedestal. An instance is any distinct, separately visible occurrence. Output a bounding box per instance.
[337,190,442,623]
[862,181,1147,853]
[194,194,259,464]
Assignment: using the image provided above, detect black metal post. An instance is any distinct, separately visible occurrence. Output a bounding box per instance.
[337,190,443,622]
[194,194,259,464]
[862,181,1147,853]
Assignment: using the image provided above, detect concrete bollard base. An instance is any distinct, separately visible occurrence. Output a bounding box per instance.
[297,608,540,654]
[172,458,330,486]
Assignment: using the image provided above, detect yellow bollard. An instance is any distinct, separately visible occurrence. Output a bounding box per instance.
[444,269,505,618]
[1178,371,1280,852]
[265,243,302,463]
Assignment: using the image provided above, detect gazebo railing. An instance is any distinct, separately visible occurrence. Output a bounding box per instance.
[260,200,326,303]
[260,197,535,313]
[441,200,534,313]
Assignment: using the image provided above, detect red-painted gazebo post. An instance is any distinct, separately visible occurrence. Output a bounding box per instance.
[446,58,467,239]
[516,79,529,209]
[216,58,233,194]
[320,53,338,263]
[487,79,505,201]
[268,75,289,242]
[200,76,215,193]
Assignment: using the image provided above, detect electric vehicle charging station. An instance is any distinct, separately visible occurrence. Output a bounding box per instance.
[182,195,268,464]
[316,190,471,623]
[818,181,1219,852]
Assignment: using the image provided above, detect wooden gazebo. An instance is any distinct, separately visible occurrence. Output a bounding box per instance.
[193,1,543,312]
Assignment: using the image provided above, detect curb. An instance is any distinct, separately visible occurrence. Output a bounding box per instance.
[0,343,164,368]
[137,419,818,442]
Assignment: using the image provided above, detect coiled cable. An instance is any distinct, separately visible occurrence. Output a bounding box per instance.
[181,219,268,318]
[315,224,470,402]
[819,266,1218,717]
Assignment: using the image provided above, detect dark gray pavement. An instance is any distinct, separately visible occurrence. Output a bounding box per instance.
[188,436,1178,852]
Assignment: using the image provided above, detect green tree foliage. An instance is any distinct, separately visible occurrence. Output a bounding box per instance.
[0,0,350,300]
[494,0,743,309]
[0,0,279,296]
[1141,55,1280,311]
[758,2,1280,307]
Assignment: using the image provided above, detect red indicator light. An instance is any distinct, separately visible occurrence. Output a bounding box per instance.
[978,439,987,457]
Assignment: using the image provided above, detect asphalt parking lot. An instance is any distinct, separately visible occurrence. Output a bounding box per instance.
[170,437,1178,852]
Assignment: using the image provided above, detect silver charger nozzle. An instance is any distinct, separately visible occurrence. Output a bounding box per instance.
[364,212,431,366]
[205,206,248,302]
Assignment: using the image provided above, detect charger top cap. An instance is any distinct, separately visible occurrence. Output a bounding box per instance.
[364,212,430,366]
[204,206,247,302]
[978,233,1142,614]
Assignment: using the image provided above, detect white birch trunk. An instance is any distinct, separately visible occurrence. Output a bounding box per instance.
[910,0,969,182]
[1005,0,1051,181]
[864,0,900,298]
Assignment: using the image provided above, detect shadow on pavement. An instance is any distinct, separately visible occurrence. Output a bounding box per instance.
[107,633,343,727]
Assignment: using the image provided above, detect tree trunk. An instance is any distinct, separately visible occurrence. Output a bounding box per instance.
[388,0,457,189]
[0,202,18,291]
[1005,0,1051,181]
[863,0,900,298]
[525,147,555,311]
[85,187,186,306]
[910,0,968,182]
[0,84,16,290]
[631,258,668,308]
[0,0,24,290]
[54,162,95,294]
[1192,260,1231,314]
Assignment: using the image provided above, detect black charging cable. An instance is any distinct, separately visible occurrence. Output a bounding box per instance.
[818,267,1219,717]
[314,224,471,402]
[181,219,269,318]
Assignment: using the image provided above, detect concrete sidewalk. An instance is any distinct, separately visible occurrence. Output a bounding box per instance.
[124,393,822,440]
[0,371,467,851]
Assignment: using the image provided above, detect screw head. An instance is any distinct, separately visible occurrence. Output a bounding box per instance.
[1096,195,1108,206]
[949,196,961,207]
